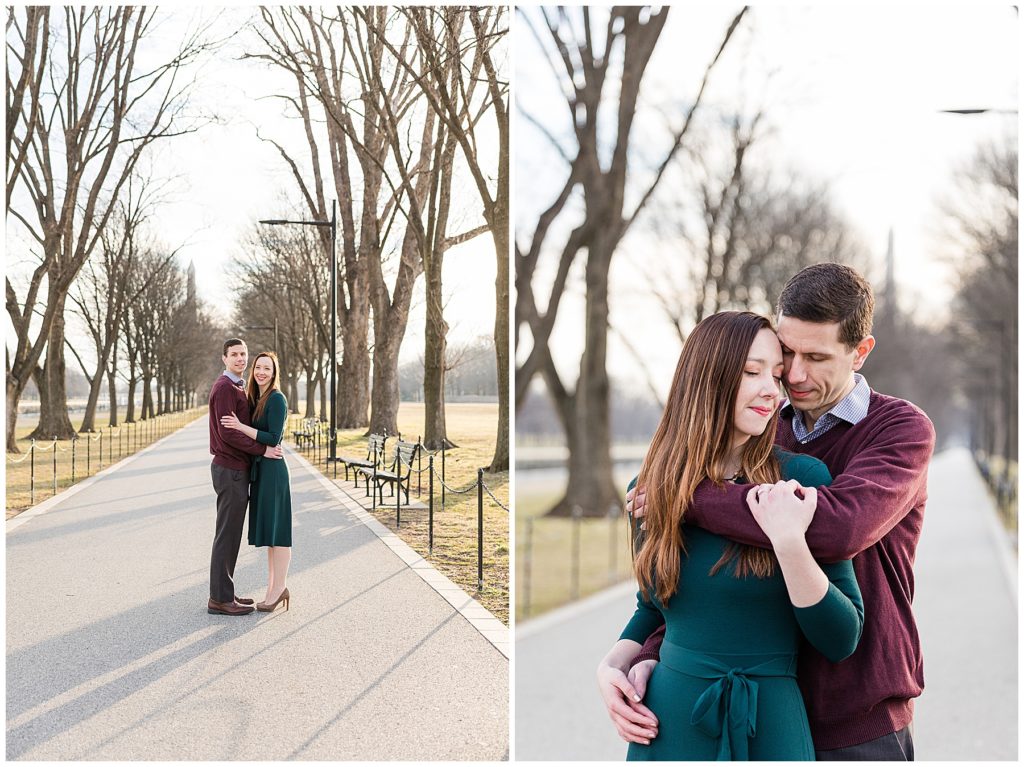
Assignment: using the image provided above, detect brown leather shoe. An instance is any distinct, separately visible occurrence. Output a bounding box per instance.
[208,598,255,615]
[234,595,255,605]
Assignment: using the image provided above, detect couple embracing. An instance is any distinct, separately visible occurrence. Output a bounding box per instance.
[598,264,935,761]
[207,338,294,616]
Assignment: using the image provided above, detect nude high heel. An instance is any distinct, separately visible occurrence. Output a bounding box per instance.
[257,588,290,612]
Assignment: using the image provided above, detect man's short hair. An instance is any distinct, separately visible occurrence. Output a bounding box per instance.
[222,338,247,357]
[777,263,874,349]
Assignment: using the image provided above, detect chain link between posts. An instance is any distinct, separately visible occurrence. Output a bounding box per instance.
[481,480,509,512]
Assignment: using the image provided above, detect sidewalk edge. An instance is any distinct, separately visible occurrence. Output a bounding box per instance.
[6,415,207,534]
[288,447,509,659]
[516,579,637,641]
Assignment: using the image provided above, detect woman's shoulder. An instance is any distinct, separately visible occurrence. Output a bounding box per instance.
[772,447,832,487]
[269,389,287,406]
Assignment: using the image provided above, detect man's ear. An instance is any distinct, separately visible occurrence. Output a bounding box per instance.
[851,335,875,371]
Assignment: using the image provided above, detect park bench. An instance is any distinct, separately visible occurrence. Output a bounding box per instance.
[357,440,420,506]
[291,418,318,450]
[338,433,388,482]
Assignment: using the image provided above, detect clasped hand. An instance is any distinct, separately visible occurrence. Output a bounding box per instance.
[746,480,817,545]
[220,411,283,459]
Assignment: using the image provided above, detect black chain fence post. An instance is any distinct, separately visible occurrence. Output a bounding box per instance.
[396,458,402,529]
[99,430,104,469]
[86,433,91,475]
[71,436,76,484]
[30,439,35,505]
[417,435,422,496]
[428,455,434,555]
[477,468,484,592]
[52,436,57,496]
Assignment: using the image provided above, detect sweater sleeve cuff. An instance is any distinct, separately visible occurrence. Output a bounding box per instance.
[630,650,660,667]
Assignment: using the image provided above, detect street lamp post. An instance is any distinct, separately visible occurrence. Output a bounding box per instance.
[259,200,338,463]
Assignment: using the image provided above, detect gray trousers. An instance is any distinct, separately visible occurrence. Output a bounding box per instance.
[817,725,914,761]
[210,463,249,603]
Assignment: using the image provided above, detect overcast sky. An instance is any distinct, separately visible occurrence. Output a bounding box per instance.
[515,4,1018,397]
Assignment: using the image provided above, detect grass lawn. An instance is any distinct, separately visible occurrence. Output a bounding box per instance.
[5,407,206,519]
[515,488,634,622]
[291,402,509,625]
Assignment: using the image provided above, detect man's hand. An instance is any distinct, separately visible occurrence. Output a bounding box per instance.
[627,659,657,701]
[747,480,817,548]
[625,485,648,520]
[264,444,284,460]
[596,660,659,744]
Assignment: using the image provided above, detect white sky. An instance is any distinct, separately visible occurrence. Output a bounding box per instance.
[6,6,502,372]
[514,4,1019,398]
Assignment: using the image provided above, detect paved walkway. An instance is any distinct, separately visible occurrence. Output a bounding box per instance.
[515,447,1017,760]
[7,417,508,761]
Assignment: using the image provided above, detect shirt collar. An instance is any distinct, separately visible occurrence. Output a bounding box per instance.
[781,373,871,425]
[223,370,245,386]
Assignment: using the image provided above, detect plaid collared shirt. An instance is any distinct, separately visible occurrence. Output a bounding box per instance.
[783,373,871,444]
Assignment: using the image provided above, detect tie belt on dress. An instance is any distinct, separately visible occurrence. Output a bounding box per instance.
[659,639,798,761]
[250,455,261,483]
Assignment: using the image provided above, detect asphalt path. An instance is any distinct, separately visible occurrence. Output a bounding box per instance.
[7,417,508,761]
[514,447,1017,760]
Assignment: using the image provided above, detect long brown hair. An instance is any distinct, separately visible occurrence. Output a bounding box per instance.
[246,351,282,423]
[633,311,783,605]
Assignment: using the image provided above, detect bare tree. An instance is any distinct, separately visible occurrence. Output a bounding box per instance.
[248,7,395,432]
[234,217,331,418]
[66,176,175,431]
[646,115,870,343]
[515,7,747,516]
[388,6,509,466]
[942,139,1018,485]
[6,7,214,449]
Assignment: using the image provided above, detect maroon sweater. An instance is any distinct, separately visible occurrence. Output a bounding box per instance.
[634,391,935,750]
[208,374,265,470]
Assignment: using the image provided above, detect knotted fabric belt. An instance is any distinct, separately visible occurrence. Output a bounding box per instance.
[250,455,261,483]
[659,640,798,761]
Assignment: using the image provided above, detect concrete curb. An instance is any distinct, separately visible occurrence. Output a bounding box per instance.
[516,579,637,640]
[6,415,207,534]
[287,447,510,659]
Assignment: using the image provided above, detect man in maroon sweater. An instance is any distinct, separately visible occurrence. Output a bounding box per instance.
[599,264,935,760]
[208,338,284,616]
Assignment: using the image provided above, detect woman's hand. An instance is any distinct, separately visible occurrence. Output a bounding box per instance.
[746,480,818,552]
[220,412,241,431]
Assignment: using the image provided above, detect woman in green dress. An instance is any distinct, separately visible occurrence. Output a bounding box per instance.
[220,351,293,613]
[597,311,863,761]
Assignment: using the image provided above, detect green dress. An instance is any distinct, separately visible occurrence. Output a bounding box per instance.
[621,450,863,761]
[248,390,292,547]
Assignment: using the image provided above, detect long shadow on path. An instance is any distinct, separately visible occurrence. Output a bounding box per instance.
[7,419,507,761]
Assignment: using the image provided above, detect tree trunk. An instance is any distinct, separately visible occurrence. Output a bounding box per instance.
[488,215,510,472]
[337,305,370,429]
[79,365,104,433]
[423,250,450,450]
[142,376,154,419]
[6,380,24,452]
[28,305,76,440]
[318,371,327,422]
[125,375,137,422]
[369,332,401,437]
[547,239,619,517]
[107,367,119,427]
[304,367,316,419]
